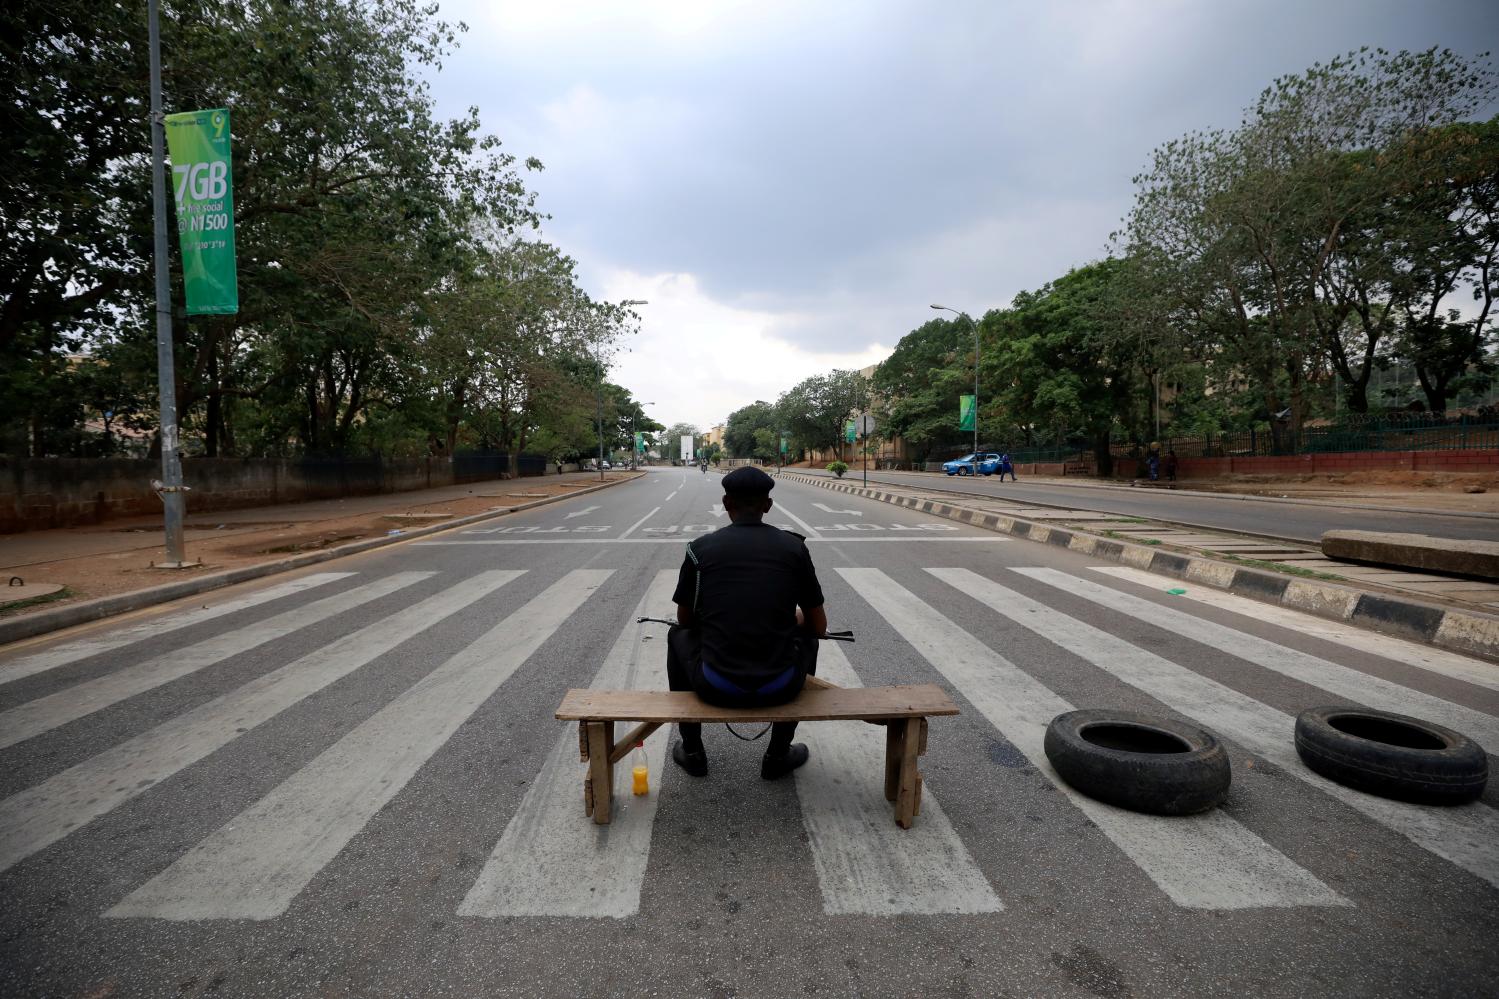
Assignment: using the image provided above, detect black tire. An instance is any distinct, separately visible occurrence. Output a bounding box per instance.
[1294,706,1488,805]
[1043,709,1231,815]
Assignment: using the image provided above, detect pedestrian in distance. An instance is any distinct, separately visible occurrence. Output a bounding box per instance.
[1164,449,1178,483]
[998,453,1016,481]
[1147,453,1160,481]
[666,465,828,780]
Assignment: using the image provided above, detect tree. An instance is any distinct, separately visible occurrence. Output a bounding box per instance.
[872,318,968,461]
[724,400,778,457]
[662,422,700,460]
[776,370,870,459]
[984,260,1140,475]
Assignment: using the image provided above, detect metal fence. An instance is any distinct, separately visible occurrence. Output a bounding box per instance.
[1112,415,1499,459]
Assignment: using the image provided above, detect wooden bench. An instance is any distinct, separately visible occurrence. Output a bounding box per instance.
[554,676,960,829]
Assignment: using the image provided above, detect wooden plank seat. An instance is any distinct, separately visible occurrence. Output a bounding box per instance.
[555,677,959,829]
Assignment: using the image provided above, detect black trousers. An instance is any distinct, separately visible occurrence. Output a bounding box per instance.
[667,626,819,753]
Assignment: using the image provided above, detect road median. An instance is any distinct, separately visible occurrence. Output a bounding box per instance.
[783,472,1499,664]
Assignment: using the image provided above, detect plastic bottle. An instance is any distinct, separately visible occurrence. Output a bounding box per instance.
[630,741,649,795]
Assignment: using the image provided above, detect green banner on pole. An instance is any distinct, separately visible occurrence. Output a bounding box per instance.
[165,108,238,314]
[779,436,788,455]
[844,420,856,443]
[959,394,976,432]
[634,432,644,453]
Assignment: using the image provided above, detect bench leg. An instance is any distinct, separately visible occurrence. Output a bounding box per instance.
[894,717,923,828]
[586,721,615,824]
[884,723,904,802]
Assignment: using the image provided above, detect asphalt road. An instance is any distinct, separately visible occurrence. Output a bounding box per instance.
[1,467,1496,998]
[800,468,1499,544]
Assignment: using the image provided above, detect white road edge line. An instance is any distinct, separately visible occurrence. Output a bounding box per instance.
[107,570,612,921]
[842,567,1345,910]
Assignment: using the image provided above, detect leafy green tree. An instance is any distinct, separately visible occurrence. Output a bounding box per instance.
[984,260,1140,475]
[724,400,777,457]
[872,318,968,461]
[776,370,870,459]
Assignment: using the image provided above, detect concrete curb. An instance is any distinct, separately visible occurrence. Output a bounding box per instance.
[787,472,1499,664]
[795,468,1499,522]
[0,475,640,646]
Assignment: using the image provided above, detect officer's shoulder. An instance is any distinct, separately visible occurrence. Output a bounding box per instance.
[779,528,807,543]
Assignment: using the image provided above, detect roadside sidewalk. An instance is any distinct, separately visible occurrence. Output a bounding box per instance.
[792,466,1499,519]
[0,471,639,642]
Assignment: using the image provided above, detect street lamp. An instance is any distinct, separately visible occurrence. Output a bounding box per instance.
[932,304,978,461]
[595,299,649,481]
[630,402,655,470]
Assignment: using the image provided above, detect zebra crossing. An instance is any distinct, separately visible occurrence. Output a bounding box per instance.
[1,559,1494,924]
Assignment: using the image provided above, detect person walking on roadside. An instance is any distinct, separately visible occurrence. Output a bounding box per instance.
[998,453,1016,482]
[1164,449,1178,483]
[666,466,828,780]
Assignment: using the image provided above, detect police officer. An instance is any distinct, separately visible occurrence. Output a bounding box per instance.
[668,465,828,779]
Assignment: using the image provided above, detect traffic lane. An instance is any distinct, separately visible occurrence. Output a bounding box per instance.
[792,548,1497,997]
[806,468,1499,543]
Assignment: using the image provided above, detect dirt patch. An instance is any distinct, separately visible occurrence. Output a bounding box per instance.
[0,473,638,618]
[1180,469,1499,512]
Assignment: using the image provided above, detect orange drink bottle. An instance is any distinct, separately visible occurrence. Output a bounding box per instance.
[630,741,649,795]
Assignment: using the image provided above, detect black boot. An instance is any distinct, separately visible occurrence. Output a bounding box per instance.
[761,743,809,780]
[672,739,708,777]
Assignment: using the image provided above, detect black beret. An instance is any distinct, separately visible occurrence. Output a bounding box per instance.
[722,465,776,496]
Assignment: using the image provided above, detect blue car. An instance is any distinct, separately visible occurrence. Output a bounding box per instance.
[943,452,1000,476]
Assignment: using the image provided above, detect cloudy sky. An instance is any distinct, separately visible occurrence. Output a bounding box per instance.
[426,0,1496,431]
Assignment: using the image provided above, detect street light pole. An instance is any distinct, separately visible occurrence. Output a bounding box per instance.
[147,0,190,568]
[932,304,978,460]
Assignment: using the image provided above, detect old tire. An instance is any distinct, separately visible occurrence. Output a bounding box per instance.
[1043,709,1231,815]
[1294,706,1487,805]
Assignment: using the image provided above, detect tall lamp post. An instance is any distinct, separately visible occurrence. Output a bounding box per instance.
[630,402,655,470]
[595,299,649,481]
[932,304,978,461]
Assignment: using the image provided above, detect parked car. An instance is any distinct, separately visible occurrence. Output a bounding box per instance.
[942,452,1001,476]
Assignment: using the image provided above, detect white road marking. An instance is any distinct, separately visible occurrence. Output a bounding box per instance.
[930,567,1499,891]
[795,643,1001,915]
[459,572,676,918]
[709,505,726,518]
[617,506,661,540]
[812,502,862,517]
[0,573,354,687]
[0,573,431,751]
[107,570,611,921]
[767,503,821,539]
[665,489,680,502]
[1018,568,1499,749]
[841,568,1345,910]
[0,571,522,874]
[1092,566,1499,694]
[563,505,600,519]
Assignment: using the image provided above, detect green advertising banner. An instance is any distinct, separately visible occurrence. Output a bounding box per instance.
[165,108,238,314]
[844,420,856,443]
[634,432,644,453]
[779,436,788,455]
[959,394,976,432]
